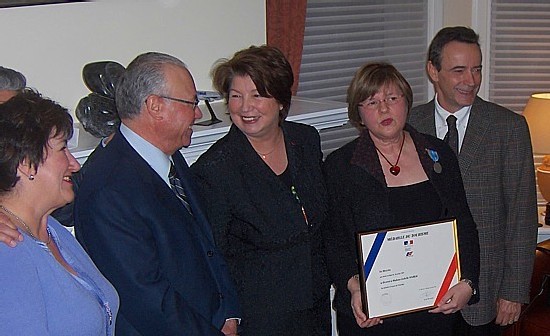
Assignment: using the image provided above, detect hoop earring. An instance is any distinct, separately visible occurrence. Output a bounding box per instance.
[28,174,34,181]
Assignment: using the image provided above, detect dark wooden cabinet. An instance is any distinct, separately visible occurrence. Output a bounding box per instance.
[504,239,550,336]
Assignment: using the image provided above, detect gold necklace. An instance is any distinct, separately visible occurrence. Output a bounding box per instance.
[255,131,283,160]
[0,204,51,245]
[374,132,406,176]
[256,147,277,160]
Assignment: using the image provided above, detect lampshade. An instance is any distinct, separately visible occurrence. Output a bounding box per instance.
[523,93,550,155]
[538,157,550,202]
[523,93,550,205]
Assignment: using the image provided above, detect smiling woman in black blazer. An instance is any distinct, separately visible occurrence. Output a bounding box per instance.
[191,45,331,336]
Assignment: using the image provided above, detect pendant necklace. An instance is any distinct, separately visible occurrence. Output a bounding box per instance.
[256,147,277,160]
[255,131,283,160]
[375,132,406,176]
[0,204,51,245]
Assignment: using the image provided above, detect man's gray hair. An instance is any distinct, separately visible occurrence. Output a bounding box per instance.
[0,66,26,91]
[115,52,188,119]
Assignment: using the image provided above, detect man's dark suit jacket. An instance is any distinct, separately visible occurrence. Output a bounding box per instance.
[74,131,240,335]
[409,97,538,325]
[52,142,104,227]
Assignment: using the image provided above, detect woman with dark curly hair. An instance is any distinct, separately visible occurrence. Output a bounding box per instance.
[0,90,118,335]
[191,45,331,335]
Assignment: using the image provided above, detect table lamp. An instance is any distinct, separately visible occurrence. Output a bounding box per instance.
[523,93,550,225]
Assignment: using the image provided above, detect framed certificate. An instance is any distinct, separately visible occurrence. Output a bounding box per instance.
[356,218,460,318]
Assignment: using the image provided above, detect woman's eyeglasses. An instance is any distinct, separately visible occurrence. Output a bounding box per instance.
[359,94,404,110]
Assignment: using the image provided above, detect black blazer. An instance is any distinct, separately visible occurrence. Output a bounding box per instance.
[52,142,104,227]
[75,131,240,335]
[191,122,331,320]
[323,125,480,317]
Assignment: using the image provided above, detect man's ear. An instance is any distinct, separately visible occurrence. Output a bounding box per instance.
[427,61,438,83]
[144,95,164,121]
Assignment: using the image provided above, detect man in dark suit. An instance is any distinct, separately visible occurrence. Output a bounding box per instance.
[75,52,240,335]
[408,26,538,335]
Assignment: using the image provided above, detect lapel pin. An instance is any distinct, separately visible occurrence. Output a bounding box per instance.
[427,149,442,174]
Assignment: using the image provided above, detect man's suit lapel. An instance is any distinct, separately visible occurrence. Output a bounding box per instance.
[115,132,216,245]
[411,97,491,176]
[115,133,193,218]
[457,97,491,175]
[410,100,437,135]
[171,151,216,244]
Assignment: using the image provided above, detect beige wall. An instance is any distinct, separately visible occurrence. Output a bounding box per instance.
[441,0,490,98]
[0,0,265,117]
[443,0,473,27]
[0,0,480,118]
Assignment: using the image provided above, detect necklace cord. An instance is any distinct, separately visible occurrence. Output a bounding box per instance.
[254,131,283,159]
[374,132,406,175]
[0,204,52,245]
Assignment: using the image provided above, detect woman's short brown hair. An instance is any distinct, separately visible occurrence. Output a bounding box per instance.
[211,45,294,121]
[0,89,73,193]
[347,62,413,127]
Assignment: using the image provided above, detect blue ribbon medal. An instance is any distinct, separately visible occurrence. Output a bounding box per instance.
[427,149,442,173]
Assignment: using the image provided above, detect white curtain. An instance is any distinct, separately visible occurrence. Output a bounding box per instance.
[297,0,429,105]
[489,0,550,113]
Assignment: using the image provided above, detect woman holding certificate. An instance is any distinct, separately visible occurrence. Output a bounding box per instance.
[323,62,480,336]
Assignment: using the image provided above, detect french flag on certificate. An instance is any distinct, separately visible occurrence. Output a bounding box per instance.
[357,219,460,318]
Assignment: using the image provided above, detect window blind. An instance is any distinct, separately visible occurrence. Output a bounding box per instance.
[490,0,550,113]
[297,0,429,105]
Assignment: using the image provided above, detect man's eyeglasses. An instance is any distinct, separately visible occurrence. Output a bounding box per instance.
[159,95,200,109]
[358,94,404,110]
